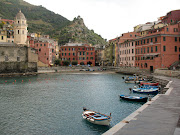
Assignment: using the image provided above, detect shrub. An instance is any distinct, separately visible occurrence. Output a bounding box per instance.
[62,60,70,66]
[54,59,61,66]
[80,62,85,65]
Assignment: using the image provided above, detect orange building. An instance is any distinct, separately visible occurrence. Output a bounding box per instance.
[59,43,95,66]
[135,22,180,72]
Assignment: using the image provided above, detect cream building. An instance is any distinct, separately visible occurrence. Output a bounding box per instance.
[14,10,28,45]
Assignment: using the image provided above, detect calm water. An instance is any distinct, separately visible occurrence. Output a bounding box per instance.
[0,73,145,135]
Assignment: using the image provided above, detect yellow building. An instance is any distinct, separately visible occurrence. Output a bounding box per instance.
[0,30,7,42]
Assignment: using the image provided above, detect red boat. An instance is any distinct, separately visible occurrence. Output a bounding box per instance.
[140,82,159,86]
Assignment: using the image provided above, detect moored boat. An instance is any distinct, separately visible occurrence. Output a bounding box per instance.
[82,107,112,126]
[133,87,159,94]
[119,95,148,102]
[140,82,159,86]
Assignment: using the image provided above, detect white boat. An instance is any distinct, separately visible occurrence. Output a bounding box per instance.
[82,107,112,126]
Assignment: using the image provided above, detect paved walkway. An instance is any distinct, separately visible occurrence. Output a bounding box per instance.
[104,76,180,135]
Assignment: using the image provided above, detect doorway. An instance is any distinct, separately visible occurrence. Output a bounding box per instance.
[150,66,154,73]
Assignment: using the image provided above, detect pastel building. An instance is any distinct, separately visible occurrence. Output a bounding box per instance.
[135,22,180,71]
[59,43,95,66]
[161,10,180,24]
[116,32,138,67]
[29,36,57,66]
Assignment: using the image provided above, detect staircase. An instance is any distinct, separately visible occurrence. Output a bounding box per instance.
[169,61,180,70]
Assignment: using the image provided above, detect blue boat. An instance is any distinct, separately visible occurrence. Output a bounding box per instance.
[119,95,148,102]
[133,87,159,94]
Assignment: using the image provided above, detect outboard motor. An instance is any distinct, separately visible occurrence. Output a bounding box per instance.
[83,107,87,111]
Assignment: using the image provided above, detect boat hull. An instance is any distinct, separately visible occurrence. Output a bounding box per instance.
[83,115,111,125]
[82,109,111,126]
[133,88,159,94]
[119,95,148,102]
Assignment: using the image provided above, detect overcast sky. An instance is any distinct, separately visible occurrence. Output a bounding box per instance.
[24,0,180,40]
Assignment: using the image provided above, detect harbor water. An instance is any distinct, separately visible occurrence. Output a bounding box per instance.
[0,73,147,135]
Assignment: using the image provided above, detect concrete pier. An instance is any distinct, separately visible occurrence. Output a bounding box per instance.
[103,76,180,135]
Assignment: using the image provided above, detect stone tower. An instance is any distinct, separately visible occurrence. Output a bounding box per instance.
[14,10,28,45]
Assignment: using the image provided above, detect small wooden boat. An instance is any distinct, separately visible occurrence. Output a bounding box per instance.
[119,95,148,102]
[82,107,112,126]
[140,82,159,86]
[133,87,159,94]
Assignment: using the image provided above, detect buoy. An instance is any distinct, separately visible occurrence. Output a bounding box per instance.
[15,80,16,82]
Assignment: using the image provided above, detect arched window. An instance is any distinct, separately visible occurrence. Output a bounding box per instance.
[18,30,20,34]
[18,21,20,24]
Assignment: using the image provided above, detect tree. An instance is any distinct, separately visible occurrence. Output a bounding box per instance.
[62,60,70,66]
[54,59,61,66]
[80,62,85,65]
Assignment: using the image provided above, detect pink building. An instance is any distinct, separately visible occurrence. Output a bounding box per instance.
[29,36,57,66]
[117,32,138,67]
[161,10,180,24]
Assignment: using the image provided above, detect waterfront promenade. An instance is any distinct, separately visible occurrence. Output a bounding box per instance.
[104,75,180,135]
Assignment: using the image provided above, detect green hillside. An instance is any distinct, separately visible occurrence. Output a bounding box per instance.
[0,0,107,45]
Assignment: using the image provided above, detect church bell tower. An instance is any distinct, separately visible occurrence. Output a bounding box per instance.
[14,10,28,45]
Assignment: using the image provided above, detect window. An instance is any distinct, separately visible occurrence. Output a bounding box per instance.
[147,47,149,53]
[17,56,20,62]
[155,46,158,52]
[141,40,142,45]
[144,40,145,44]
[144,48,145,53]
[47,58,48,60]
[174,28,178,32]
[65,53,66,56]
[151,47,153,52]
[132,49,134,54]
[167,28,169,32]
[65,48,66,51]
[69,53,70,56]
[62,53,63,56]
[136,42,137,45]
[87,57,88,60]
[69,58,70,60]
[163,46,166,51]
[83,52,85,55]
[39,49,41,52]
[163,37,166,41]
[18,30,19,34]
[73,53,75,56]
[147,39,149,43]
[62,48,63,51]
[80,52,81,55]
[138,41,139,45]
[155,37,157,42]
[91,52,93,55]
[1,36,3,40]
[151,38,153,42]
[37,44,38,47]
[69,48,70,51]
[40,44,42,46]
[175,37,177,42]
[141,48,142,54]
[18,21,19,24]
[44,44,46,46]
[132,42,133,46]
[175,46,177,52]
[87,52,89,55]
